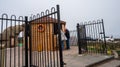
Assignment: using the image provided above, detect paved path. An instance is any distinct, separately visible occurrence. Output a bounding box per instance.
[97,59,120,67]
[63,46,115,67]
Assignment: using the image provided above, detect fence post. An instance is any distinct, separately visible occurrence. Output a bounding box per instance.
[101,19,107,54]
[57,5,64,67]
[77,23,82,54]
[24,16,29,67]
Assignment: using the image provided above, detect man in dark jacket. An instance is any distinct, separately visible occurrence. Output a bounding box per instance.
[65,29,70,49]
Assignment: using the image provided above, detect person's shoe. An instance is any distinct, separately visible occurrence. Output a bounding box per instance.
[63,62,66,65]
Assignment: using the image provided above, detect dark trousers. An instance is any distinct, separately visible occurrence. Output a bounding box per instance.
[61,40,64,50]
[66,39,70,49]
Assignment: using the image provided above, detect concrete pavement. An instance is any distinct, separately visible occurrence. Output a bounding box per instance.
[63,46,119,67]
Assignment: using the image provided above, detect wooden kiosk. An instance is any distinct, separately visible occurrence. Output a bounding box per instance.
[30,17,66,51]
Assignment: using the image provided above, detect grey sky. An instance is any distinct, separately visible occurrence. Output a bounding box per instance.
[0,0,120,38]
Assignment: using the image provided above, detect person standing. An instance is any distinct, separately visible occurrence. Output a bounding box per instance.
[61,29,67,50]
[65,29,70,49]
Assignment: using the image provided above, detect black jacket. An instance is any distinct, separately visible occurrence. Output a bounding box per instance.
[65,29,70,39]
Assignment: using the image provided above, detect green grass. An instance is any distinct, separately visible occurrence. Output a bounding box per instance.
[86,42,120,54]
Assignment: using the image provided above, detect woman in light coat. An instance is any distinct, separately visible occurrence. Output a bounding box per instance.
[61,30,67,50]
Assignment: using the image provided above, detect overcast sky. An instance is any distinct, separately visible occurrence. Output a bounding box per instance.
[0,0,120,38]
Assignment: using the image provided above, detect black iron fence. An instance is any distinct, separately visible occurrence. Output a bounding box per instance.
[77,19,107,54]
[69,30,78,46]
[0,14,25,67]
[0,5,63,67]
[28,5,63,67]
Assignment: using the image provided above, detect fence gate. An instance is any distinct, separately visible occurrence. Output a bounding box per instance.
[77,19,107,54]
[28,5,63,67]
[0,5,63,67]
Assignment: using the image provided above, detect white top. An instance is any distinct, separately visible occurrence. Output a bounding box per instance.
[61,30,67,41]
